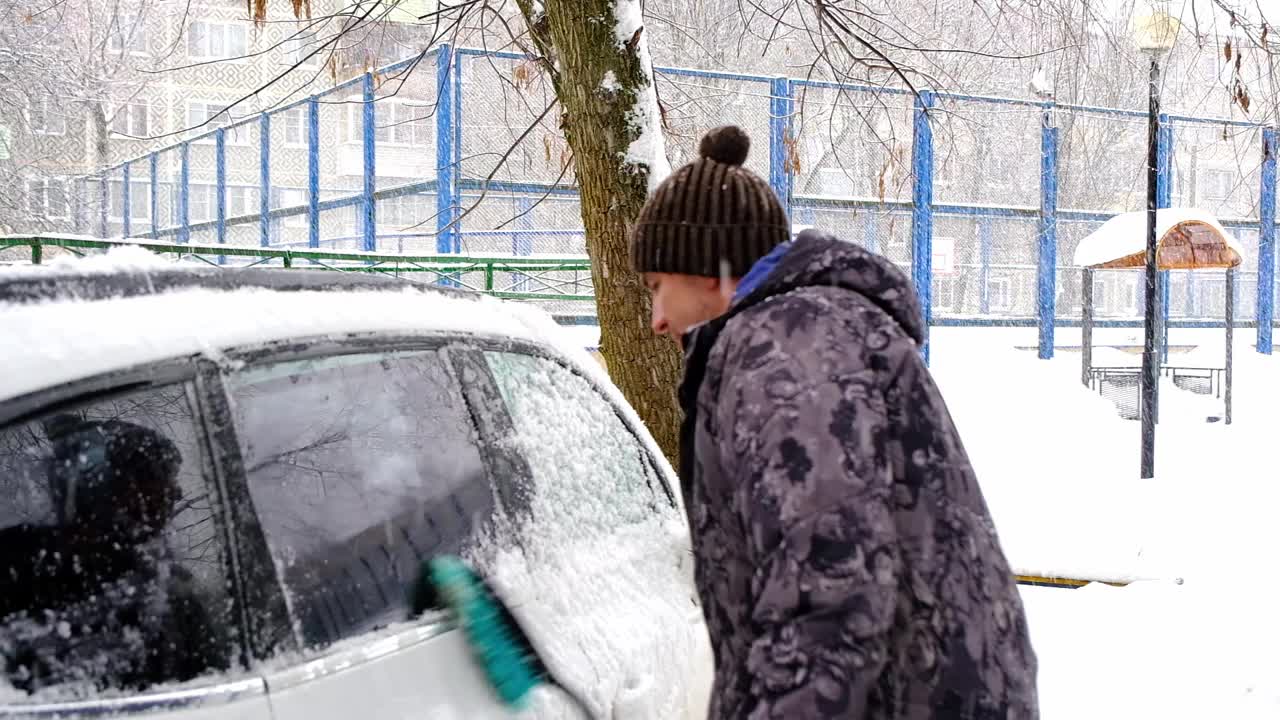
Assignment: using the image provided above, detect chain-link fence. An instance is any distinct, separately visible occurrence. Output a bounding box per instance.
[75,44,1280,337]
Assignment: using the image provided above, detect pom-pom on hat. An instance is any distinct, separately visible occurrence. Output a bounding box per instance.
[631,125,789,278]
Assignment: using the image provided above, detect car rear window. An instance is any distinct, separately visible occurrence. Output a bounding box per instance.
[0,384,235,700]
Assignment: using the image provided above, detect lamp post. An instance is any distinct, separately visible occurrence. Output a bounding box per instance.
[1134,5,1179,479]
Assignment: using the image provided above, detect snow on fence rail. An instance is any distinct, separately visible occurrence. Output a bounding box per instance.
[55,45,1280,356]
[0,235,594,304]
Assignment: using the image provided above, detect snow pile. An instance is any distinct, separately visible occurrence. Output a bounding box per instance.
[613,0,672,194]
[49,244,179,271]
[0,243,194,278]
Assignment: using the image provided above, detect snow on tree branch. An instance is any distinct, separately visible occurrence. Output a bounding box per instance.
[613,0,671,193]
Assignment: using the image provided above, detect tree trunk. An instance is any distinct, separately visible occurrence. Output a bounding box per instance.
[517,0,685,468]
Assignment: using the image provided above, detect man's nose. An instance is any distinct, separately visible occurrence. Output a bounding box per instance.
[651,310,669,337]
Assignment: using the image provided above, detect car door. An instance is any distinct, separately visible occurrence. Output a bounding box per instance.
[212,342,522,719]
[467,345,713,720]
[0,369,273,720]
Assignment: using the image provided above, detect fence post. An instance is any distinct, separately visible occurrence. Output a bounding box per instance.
[216,128,227,264]
[1258,127,1276,354]
[260,113,272,248]
[769,77,793,221]
[436,44,458,256]
[308,97,321,251]
[73,177,84,234]
[149,153,158,238]
[1038,104,1059,359]
[911,91,935,362]
[1082,268,1094,387]
[98,175,108,238]
[362,72,377,253]
[514,196,533,291]
[121,162,131,238]
[979,217,993,315]
[178,143,190,243]
[1157,117,1173,361]
[864,213,879,255]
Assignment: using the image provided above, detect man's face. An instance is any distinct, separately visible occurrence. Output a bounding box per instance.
[643,272,734,340]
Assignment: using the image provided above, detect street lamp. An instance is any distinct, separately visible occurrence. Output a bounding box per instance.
[1134,3,1179,479]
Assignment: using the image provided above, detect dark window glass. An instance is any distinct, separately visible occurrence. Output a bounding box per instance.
[0,384,234,699]
[226,350,494,650]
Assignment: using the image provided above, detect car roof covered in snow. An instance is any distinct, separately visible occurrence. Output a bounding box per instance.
[0,264,593,406]
[0,266,463,305]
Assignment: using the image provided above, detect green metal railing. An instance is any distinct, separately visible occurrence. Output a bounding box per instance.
[0,235,595,303]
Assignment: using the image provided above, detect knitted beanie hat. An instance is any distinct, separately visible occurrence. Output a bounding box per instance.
[630,126,789,278]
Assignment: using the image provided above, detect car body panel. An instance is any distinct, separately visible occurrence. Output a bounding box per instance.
[0,678,273,720]
[262,620,514,720]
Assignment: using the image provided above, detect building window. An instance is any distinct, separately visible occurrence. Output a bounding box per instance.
[982,136,1015,188]
[932,275,957,313]
[934,145,961,190]
[185,183,213,223]
[187,21,248,61]
[28,96,66,136]
[27,178,68,218]
[109,180,151,221]
[188,101,250,145]
[282,107,306,146]
[112,99,150,138]
[285,24,321,69]
[346,101,430,146]
[272,188,308,228]
[988,276,1014,313]
[378,194,431,228]
[1200,168,1233,204]
[227,186,258,218]
[107,15,148,54]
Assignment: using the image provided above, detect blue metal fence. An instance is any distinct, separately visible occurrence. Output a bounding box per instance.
[60,44,1280,355]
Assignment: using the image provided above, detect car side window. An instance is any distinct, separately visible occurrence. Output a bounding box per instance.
[0,384,235,700]
[481,351,672,540]
[225,350,497,652]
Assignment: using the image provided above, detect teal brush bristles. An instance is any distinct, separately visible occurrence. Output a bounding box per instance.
[427,556,545,709]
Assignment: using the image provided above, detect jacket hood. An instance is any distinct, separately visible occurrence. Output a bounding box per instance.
[734,229,925,345]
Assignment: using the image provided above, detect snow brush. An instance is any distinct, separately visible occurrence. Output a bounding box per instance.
[410,555,598,718]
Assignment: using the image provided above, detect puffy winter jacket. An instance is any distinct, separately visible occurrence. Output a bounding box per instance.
[678,231,1038,719]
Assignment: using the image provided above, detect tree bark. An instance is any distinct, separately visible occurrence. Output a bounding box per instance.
[516,0,685,468]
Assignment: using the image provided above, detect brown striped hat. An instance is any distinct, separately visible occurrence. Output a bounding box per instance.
[630,125,789,278]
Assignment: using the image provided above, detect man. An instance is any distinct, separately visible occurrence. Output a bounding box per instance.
[632,125,1038,719]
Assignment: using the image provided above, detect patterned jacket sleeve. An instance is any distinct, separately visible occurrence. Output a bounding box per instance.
[712,295,901,717]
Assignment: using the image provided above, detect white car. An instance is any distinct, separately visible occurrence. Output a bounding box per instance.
[0,263,712,719]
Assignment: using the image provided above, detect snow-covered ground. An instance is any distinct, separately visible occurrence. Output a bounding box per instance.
[566,322,1280,718]
[936,327,1279,719]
